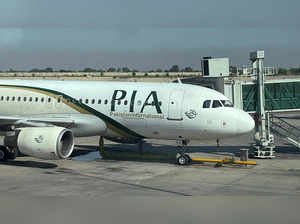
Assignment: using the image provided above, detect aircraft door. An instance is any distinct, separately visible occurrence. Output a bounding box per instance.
[168,90,184,120]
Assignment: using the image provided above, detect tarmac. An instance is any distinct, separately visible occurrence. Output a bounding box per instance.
[1,113,300,223]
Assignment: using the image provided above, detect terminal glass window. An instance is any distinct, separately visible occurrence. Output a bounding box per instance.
[203,100,211,108]
[212,100,222,108]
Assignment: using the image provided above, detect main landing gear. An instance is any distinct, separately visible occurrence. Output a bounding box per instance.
[98,136,105,156]
[0,146,18,162]
[176,138,191,166]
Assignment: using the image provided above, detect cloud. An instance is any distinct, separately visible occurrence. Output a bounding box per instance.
[0,0,300,70]
[0,28,23,49]
[1,0,299,29]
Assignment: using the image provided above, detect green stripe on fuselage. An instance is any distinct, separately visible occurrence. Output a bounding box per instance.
[0,84,145,139]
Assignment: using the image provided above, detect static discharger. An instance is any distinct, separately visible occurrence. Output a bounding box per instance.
[191,157,257,167]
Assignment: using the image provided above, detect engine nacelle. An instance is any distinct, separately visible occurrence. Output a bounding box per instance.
[16,127,74,160]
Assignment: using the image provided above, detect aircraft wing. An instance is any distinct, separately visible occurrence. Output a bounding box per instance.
[0,113,107,137]
[0,114,76,132]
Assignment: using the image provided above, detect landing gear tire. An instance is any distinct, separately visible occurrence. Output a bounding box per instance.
[186,154,192,164]
[177,154,191,166]
[0,147,9,162]
[7,148,18,160]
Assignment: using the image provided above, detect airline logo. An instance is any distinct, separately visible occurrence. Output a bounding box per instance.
[111,90,162,114]
[35,135,44,143]
[185,109,197,119]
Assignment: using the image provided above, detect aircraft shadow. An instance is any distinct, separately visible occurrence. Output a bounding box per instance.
[73,143,300,164]
[0,160,58,169]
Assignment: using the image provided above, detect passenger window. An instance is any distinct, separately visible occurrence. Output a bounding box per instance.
[12,96,15,101]
[159,101,162,106]
[6,96,9,101]
[23,97,27,102]
[91,99,95,104]
[35,97,38,102]
[212,100,222,108]
[124,100,128,105]
[0,96,3,101]
[48,98,51,103]
[221,100,233,107]
[18,97,21,101]
[41,98,44,102]
[98,99,101,104]
[79,99,82,103]
[104,100,108,104]
[29,97,32,102]
[117,100,121,105]
[85,99,89,104]
[203,100,211,108]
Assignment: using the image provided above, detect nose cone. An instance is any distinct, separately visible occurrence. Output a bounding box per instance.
[237,111,255,134]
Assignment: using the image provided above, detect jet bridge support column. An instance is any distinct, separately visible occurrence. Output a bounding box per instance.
[250,51,275,158]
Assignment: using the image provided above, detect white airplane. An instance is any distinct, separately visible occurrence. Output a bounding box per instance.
[0,79,254,165]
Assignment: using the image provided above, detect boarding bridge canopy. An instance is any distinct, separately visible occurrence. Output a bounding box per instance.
[242,81,300,112]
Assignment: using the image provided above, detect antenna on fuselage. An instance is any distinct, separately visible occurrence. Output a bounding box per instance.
[177,78,182,84]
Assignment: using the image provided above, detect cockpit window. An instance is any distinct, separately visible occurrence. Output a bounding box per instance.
[221,100,234,107]
[203,100,211,108]
[212,100,222,108]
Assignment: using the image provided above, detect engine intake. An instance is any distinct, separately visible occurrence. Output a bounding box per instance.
[16,127,74,160]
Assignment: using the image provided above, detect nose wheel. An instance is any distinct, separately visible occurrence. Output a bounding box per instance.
[177,153,192,166]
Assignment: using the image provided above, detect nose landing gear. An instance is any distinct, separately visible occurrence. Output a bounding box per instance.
[176,138,191,166]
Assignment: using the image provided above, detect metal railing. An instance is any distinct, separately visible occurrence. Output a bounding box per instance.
[270,116,300,148]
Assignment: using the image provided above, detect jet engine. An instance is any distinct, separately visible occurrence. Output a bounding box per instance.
[14,126,74,160]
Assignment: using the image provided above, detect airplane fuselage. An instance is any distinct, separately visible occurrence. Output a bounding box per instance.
[0,80,254,141]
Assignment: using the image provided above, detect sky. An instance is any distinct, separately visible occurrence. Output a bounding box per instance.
[0,0,300,71]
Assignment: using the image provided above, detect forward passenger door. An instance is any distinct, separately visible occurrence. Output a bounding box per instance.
[167,90,184,120]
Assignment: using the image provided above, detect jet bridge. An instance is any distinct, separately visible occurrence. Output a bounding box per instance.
[180,50,300,158]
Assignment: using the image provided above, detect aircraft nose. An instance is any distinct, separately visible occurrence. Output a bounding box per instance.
[236,111,255,134]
